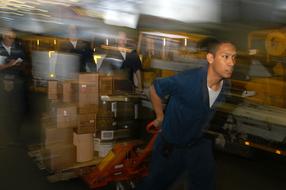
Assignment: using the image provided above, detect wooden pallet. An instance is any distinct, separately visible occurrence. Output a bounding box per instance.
[28,144,102,182]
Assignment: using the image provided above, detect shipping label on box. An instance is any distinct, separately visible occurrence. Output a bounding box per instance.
[55,104,77,128]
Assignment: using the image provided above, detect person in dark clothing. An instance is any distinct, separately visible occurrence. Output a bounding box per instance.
[99,32,143,89]
[59,25,95,72]
[122,48,143,90]
[0,29,25,75]
[0,28,26,145]
[137,40,237,190]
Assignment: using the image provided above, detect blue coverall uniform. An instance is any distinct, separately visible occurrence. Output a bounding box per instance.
[138,66,230,190]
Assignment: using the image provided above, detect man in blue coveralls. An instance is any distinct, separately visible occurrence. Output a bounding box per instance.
[138,39,237,190]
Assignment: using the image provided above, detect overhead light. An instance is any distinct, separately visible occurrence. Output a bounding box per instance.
[103,10,139,29]
[141,32,188,39]
[141,0,220,23]
[48,51,55,58]
[275,150,281,155]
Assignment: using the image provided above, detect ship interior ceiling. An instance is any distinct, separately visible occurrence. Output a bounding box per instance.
[1,0,286,38]
[1,0,286,190]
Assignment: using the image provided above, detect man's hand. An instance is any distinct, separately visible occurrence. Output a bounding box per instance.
[7,59,18,67]
[15,58,23,65]
[153,117,164,128]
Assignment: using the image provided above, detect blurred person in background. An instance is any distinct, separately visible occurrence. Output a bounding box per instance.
[0,28,25,75]
[0,28,27,146]
[137,39,237,190]
[121,36,143,91]
[100,31,143,90]
[59,25,95,72]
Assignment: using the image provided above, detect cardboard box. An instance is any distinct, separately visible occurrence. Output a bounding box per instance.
[79,73,99,82]
[49,103,77,128]
[73,132,94,162]
[48,80,60,100]
[61,80,74,102]
[42,144,76,171]
[77,94,99,106]
[99,76,113,95]
[77,113,96,127]
[77,104,99,114]
[74,126,95,134]
[72,82,99,106]
[42,127,73,145]
[75,82,99,94]
[75,113,96,134]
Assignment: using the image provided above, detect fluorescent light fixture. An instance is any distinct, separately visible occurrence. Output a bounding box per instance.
[141,32,188,39]
[103,10,139,28]
[141,0,221,23]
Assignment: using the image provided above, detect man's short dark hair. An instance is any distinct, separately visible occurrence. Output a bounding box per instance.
[198,37,233,54]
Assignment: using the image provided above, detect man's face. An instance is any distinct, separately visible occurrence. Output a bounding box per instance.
[207,43,237,79]
[3,30,16,47]
[68,25,78,39]
[118,32,127,48]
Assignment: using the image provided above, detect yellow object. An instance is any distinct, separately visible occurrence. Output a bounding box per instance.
[142,71,157,88]
[244,77,285,108]
[98,151,115,171]
[93,55,102,64]
[273,62,285,76]
[265,31,286,56]
[275,150,281,155]
[161,70,176,78]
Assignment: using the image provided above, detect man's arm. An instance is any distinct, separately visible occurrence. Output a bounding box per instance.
[150,84,164,127]
[0,59,18,70]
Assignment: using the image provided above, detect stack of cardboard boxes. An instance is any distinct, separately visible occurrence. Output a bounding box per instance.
[41,104,77,171]
[41,72,140,171]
